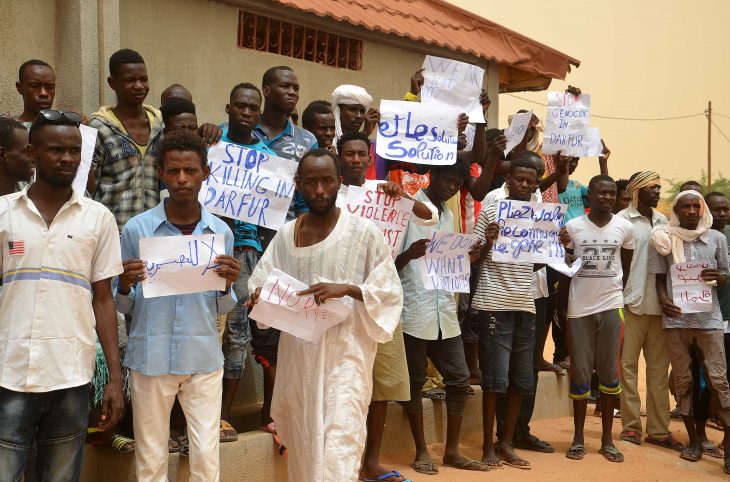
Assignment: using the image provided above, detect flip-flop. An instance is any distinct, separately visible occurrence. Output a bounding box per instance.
[481,455,503,468]
[421,388,446,401]
[499,454,531,470]
[645,435,685,452]
[361,470,411,482]
[620,430,641,445]
[411,461,438,475]
[443,459,490,471]
[680,445,702,462]
[599,445,624,463]
[566,443,585,460]
[220,420,238,443]
[168,438,180,453]
[701,441,723,458]
[108,434,135,453]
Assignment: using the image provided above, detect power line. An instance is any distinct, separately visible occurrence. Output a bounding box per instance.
[711,119,730,143]
[505,93,705,122]
[714,112,730,120]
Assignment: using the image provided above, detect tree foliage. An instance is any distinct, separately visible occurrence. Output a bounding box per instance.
[665,171,730,199]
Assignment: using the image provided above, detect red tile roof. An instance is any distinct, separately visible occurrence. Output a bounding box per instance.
[270,0,580,90]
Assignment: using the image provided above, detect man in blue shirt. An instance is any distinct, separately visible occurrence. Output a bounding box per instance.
[116,130,240,481]
[217,82,278,441]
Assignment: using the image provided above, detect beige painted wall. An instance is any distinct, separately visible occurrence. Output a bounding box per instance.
[0,0,57,116]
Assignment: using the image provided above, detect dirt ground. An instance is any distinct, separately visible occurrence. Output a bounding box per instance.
[381,337,730,481]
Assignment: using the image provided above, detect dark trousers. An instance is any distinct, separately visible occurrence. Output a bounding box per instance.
[496,298,547,439]
[403,332,470,416]
[547,267,569,362]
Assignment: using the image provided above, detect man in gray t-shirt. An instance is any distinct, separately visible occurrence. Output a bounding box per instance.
[651,191,730,468]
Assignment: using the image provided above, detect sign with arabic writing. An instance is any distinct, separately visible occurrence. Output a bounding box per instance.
[140,234,226,298]
[670,262,714,313]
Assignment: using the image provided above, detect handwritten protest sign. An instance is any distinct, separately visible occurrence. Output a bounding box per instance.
[670,262,714,313]
[418,230,478,293]
[377,100,460,166]
[504,111,532,156]
[421,55,486,123]
[342,183,415,259]
[249,268,350,344]
[492,200,567,264]
[140,234,226,298]
[542,92,592,157]
[199,142,298,230]
[72,125,99,193]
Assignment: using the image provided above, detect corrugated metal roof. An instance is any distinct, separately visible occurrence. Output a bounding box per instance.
[270,0,580,83]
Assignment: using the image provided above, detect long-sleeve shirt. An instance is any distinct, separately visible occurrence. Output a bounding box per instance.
[116,201,236,376]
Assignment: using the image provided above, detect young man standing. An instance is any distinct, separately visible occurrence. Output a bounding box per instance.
[561,175,634,463]
[398,158,488,475]
[116,130,240,481]
[474,155,542,469]
[0,111,124,480]
[0,117,34,196]
[247,149,403,481]
[15,60,56,129]
[90,49,163,231]
[617,171,682,450]
[651,190,730,473]
[301,100,335,151]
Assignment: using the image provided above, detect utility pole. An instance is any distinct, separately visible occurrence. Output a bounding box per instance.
[707,100,712,191]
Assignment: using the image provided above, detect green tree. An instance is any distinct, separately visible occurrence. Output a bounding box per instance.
[665,171,730,199]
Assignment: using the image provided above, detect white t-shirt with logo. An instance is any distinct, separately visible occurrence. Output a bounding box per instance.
[566,214,635,318]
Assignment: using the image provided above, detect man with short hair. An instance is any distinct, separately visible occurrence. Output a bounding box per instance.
[247,149,403,481]
[15,60,56,128]
[613,179,631,214]
[160,98,198,134]
[302,100,335,151]
[651,190,730,473]
[160,83,192,107]
[617,171,682,451]
[680,180,704,194]
[399,157,489,475]
[0,117,34,196]
[0,111,124,480]
[117,130,240,481]
[561,175,634,463]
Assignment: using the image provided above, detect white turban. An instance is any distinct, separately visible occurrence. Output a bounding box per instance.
[650,190,714,264]
[332,84,373,149]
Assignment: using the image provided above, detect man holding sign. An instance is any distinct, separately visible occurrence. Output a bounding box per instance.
[651,190,730,471]
[116,130,240,481]
[246,149,403,481]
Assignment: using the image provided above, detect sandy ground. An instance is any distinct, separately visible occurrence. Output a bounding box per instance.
[380,337,730,481]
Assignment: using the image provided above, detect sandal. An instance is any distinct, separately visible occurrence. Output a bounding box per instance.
[645,434,685,452]
[421,388,446,401]
[261,422,288,460]
[109,434,135,453]
[566,443,585,460]
[481,454,503,468]
[443,458,489,471]
[599,445,624,462]
[220,420,238,443]
[701,441,723,458]
[410,460,438,475]
[514,434,555,453]
[361,470,411,481]
[679,444,702,462]
[498,452,531,470]
[177,435,189,457]
[168,438,180,453]
[620,430,641,445]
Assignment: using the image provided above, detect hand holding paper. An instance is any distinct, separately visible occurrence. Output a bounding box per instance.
[670,262,714,313]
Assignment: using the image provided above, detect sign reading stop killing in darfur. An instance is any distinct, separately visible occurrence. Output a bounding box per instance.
[343,183,415,260]
[200,142,298,230]
[542,92,592,157]
[492,199,568,264]
[420,55,486,123]
[376,100,460,166]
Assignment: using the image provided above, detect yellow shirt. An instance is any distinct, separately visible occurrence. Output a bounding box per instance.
[106,109,155,156]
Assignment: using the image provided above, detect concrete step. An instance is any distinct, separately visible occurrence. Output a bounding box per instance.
[83,371,572,481]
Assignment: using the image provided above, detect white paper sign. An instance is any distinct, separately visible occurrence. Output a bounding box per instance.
[376,100,459,166]
[504,111,532,156]
[585,127,603,157]
[199,142,298,230]
[549,257,583,278]
[342,183,414,259]
[140,234,226,298]
[492,200,567,264]
[72,125,98,193]
[418,230,478,293]
[249,268,350,344]
[671,262,714,313]
[421,55,486,123]
[542,92,592,156]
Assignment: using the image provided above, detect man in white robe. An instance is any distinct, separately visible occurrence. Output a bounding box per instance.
[248,148,404,481]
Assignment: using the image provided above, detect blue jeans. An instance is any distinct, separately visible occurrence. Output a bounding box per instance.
[222,247,260,379]
[0,384,89,482]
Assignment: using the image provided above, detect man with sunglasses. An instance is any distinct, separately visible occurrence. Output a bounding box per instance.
[0,110,124,480]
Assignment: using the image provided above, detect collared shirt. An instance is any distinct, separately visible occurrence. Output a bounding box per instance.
[220,127,277,252]
[618,206,668,315]
[399,190,460,340]
[90,105,164,232]
[253,119,317,220]
[0,187,123,392]
[651,229,729,330]
[116,201,236,376]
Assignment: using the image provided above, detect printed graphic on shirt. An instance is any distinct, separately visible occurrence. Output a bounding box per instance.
[8,240,25,255]
[578,238,619,278]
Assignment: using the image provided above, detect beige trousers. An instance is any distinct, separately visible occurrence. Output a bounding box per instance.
[619,308,671,439]
[130,368,223,482]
